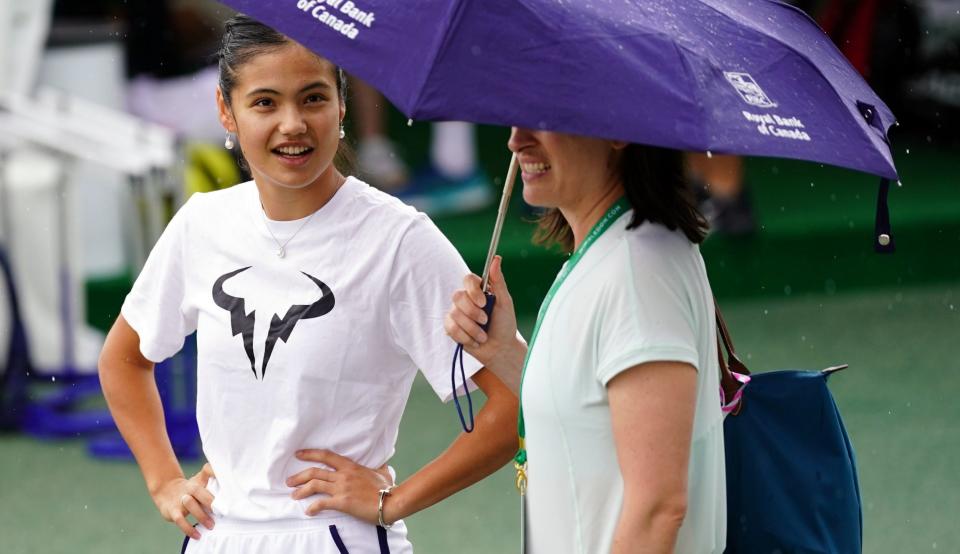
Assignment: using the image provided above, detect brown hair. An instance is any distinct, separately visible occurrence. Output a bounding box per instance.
[533,144,707,251]
[217,14,354,174]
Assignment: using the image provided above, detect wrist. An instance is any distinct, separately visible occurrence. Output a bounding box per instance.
[491,335,526,374]
[379,483,405,527]
[146,472,186,497]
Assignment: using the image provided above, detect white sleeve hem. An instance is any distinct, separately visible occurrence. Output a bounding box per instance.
[597,345,699,386]
[437,349,483,403]
[120,300,181,364]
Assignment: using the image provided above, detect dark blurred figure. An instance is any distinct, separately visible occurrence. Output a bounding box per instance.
[792,0,959,146]
[53,0,232,79]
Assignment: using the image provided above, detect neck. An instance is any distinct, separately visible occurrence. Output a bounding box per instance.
[562,182,626,251]
[256,170,345,221]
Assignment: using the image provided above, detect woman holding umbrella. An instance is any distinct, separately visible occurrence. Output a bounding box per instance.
[98,15,517,553]
[446,131,726,552]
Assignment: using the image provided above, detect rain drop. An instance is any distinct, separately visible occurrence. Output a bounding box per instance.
[51,376,56,382]
[810,182,815,188]
[897,180,903,187]
[706,150,713,158]
[406,119,413,127]
[905,148,910,154]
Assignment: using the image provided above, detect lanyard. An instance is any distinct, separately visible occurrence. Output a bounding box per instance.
[514,197,631,493]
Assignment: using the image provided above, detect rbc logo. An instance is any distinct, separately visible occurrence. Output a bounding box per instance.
[724,72,777,108]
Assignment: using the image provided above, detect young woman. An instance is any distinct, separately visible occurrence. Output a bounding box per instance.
[98,15,517,553]
[445,130,726,553]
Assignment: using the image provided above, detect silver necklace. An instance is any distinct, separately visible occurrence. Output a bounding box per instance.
[261,206,317,258]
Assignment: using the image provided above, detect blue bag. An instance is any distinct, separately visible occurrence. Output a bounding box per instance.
[717,307,862,554]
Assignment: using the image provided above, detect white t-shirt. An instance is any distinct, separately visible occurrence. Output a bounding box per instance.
[122,177,482,522]
[522,213,726,553]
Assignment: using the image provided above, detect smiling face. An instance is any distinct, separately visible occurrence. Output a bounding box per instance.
[217,41,345,191]
[508,127,625,210]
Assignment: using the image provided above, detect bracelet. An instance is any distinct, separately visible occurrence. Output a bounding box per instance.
[378,485,397,529]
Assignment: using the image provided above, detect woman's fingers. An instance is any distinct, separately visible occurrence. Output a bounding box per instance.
[186,479,216,515]
[444,314,475,347]
[286,467,335,487]
[445,311,487,347]
[305,497,338,517]
[295,449,351,469]
[181,494,215,530]
[462,273,486,307]
[488,256,513,305]
[170,508,201,540]
[291,478,335,500]
[453,289,489,325]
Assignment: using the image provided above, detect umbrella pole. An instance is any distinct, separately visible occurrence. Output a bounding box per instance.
[481,152,519,291]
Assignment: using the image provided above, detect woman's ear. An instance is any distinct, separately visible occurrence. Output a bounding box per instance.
[216,87,237,133]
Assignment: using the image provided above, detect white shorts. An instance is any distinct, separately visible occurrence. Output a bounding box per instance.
[181,514,413,554]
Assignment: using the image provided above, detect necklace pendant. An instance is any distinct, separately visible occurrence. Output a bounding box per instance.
[277,246,285,258]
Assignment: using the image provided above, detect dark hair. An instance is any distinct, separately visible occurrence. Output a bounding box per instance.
[217,14,354,174]
[533,144,708,251]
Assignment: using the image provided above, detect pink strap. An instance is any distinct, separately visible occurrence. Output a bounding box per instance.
[720,371,751,415]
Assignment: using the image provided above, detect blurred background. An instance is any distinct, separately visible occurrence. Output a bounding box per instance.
[0,0,958,552]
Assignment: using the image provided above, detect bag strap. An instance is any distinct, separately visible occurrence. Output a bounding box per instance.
[715,297,750,415]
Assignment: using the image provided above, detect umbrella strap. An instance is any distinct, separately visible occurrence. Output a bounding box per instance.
[450,343,476,433]
[874,178,895,253]
[450,293,496,433]
[513,197,632,489]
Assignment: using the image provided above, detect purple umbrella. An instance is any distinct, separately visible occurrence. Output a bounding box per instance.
[221,0,897,182]
[218,0,901,452]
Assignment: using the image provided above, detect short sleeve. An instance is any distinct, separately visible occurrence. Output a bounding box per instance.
[388,215,482,402]
[595,245,700,386]
[120,195,199,363]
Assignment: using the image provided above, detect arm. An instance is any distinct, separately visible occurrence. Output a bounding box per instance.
[608,361,697,554]
[99,316,215,540]
[444,255,526,394]
[288,367,519,523]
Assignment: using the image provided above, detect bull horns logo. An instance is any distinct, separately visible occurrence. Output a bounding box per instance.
[212,267,335,379]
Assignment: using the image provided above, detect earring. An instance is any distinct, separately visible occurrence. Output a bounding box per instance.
[339,124,345,140]
[224,132,235,150]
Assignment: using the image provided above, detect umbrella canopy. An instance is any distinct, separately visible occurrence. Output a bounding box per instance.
[220,0,897,180]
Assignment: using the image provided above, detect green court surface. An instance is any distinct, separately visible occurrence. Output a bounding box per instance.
[2,282,959,553]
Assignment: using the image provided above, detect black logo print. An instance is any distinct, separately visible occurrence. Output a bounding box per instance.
[212,267,335,379]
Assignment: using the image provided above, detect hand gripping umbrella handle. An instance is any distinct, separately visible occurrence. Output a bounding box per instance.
[452,151,518,432]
